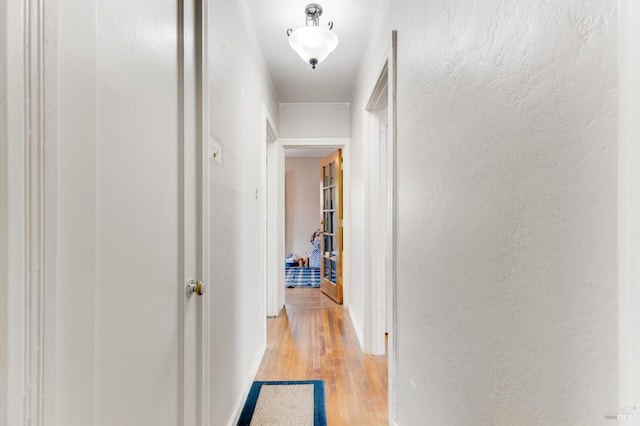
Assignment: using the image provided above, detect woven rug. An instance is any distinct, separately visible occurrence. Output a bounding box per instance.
[238,380,326,426]
[285,267,320,288]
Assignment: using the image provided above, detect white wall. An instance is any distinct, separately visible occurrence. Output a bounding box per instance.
[285,157,321,258]
[353,1,619,424]
[279,103,349,138]
[206,1,279,423]
[392,1,617,424]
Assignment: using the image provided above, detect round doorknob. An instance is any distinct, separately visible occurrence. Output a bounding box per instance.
[186,279,206,296]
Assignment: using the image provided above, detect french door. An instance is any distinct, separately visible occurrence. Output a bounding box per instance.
[320,149,343,304]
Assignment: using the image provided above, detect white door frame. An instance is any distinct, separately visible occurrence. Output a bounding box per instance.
[266,138,350,316]
[362,31,398,423]
[1,0,58,424]
[618,0,640,418]
[194,0,210,422]
[263,106,280,319]
[364,61,390,356]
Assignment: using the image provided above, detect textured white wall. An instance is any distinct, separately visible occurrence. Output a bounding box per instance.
[285,157,321,258]
[389,1,618,424]
[207,1,279,422]
[279,103,349,138]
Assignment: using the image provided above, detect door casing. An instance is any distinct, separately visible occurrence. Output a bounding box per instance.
[266,138,350,316]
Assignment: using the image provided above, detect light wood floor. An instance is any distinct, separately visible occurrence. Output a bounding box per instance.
[255,288,388,425]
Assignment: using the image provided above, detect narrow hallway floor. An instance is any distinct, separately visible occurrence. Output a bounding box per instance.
[255,288,388,425]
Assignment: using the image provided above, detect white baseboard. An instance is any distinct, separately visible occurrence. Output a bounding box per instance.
[348,306,365,352]
[228,342,267,426]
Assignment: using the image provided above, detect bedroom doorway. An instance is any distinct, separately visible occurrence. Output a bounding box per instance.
[283,147,336,299]
[265,139,350,316]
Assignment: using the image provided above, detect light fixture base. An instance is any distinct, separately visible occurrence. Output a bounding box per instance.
[305,3,323,26]
[305,3,323,18]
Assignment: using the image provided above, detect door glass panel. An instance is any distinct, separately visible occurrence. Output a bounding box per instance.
[324,258,332,280]
[329,162,335,185]
[324,165,330,186]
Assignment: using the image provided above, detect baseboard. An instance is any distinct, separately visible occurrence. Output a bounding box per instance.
[348,306,365,352]
[228,342,266,426]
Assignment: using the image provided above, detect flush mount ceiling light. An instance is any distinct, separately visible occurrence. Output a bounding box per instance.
[287,3,338,69]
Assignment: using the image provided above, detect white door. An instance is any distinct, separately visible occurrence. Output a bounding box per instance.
[93,0,204,424]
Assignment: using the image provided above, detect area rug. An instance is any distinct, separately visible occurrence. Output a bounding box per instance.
[238,380,326,426]
[285,267,320,288]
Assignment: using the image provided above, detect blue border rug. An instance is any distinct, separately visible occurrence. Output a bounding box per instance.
[285,267,320,288]
[238,380,326,426]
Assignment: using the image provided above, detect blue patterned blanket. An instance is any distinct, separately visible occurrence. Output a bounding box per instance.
[285,267,321,288]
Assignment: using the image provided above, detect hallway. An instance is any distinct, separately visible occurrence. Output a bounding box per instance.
[256,288,388,425]
[4,1,640,424]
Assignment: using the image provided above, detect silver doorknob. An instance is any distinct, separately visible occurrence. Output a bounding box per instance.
[186,279,206,297]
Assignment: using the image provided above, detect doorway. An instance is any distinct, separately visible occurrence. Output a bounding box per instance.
[266,138,350,316]
[283,148,337,300]
[364,60,393,357]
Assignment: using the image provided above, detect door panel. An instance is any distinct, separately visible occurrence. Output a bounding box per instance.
[93,0,202,424]
[320,150,343,303]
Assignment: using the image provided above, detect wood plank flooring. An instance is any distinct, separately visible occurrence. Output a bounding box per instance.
[255,288,388,425]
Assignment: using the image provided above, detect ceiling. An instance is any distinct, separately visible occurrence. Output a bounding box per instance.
[245,0,380,103]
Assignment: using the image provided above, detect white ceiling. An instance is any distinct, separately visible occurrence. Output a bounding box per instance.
[245,0,379,103]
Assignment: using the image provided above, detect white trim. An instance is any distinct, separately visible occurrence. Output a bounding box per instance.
[361,30,398,424]
[263,106,280,318]
[618,0,640,421]
[198,0,211,423]
[2,0,57,424]
[228,342,266,426]
[348,307,365,351]
[272,138,351,310]
[363,60,389,356]
[389,30,398,425]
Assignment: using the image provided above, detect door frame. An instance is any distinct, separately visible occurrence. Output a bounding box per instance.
[362,31,398,423]
[266,138,350,316]
[364,61,391,356]
[195,0,211,422]
[1,0,58,423]
[263,106,280,318]
[618,0,640,415]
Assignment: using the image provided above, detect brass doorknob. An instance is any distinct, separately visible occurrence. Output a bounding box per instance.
[186,279,206,296]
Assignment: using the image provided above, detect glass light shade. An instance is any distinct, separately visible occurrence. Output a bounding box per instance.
[288,26,338,66]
